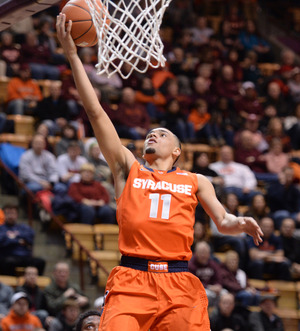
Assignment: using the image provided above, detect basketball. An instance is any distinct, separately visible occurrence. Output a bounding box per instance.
[61,0,108,47]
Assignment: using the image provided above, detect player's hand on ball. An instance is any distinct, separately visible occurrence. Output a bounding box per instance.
[56,13,77,57]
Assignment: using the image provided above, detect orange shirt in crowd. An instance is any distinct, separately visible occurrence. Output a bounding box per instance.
[6,77,42,103]
[0,209,4,225]
[188,109,211,131]
[1,310,42,331]
[135,90,166,107]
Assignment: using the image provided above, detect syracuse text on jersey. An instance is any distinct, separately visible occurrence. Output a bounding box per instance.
[132,178,193,196]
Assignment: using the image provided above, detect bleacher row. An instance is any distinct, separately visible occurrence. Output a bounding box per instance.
[63,223,119,288]
[0,112,221,170]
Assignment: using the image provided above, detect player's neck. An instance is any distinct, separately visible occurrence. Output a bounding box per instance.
[144,158,174,171]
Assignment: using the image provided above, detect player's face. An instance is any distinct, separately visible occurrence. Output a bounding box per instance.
[81,315,101,331]
[143,128,179,161]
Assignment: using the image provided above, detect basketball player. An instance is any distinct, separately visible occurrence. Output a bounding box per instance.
[56,13,263,331]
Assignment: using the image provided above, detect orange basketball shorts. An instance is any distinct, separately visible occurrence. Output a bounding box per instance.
[99,263,210,331]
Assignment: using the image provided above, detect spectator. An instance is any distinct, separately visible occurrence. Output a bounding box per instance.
[16,266,51,328]
[79,47,122,102]
[191,76,216,108]
[1,292,44,331]
[210,145,259,205]
[190,16,214,47]
[60,71,82,119]
[0,281,14,319]
[286,102,300,150]
[56,141,88,193]
[85,139,112,182]
[234,81,264,120]
[68,163,116,224]
[287,67,300,105]
[19,134,59,194]
[210,193,248,263]
[0,204,46,276]
[55,124,84,157]
[223,48,243,82]
[135,76,166,123]
[220,250,260,307]
[242,50,263,85]
[225,4,245,36]
[266,166,300,228]
[244,194,270,222]
[0,31,21,77]
[75,310,101,331]
[212,97,238,146]
[234,114,268,153]
[234,129,266,174]
[264,116,291,152]
[263,82,289,118]
[20,30,60,80]
[35,80,70,136]
[209,292,248,331]
[188,99,224,146]
[115,87,150,140]
[248,294,284,331]
[238,19,273,62]
[6,63,43,115]
[34,123,54,153]
[163,78,191,114]
[160,98,194,143]
[218,20,240,51]
[263,137,289,175]
[189,241,227,306]
[37,16,66,66]
[278,49,296,82]
[213,65,240,102]
[48,299,80,331]
[247,216,291,280]
[168,46,196,86]
[44,262,89,316]
[191,151,224,198]
[280,217,300,279]
[191,221,211,253]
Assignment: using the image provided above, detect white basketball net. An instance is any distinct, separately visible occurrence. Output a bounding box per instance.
[85,0,172,79]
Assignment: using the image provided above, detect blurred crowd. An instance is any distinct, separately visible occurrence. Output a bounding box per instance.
[0,0,300,330]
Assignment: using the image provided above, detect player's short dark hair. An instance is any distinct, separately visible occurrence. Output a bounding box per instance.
[75,310,101,331]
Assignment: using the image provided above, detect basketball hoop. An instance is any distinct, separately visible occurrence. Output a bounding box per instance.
[85,0,172,79]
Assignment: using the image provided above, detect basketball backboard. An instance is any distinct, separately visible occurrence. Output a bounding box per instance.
[0,0,60,32]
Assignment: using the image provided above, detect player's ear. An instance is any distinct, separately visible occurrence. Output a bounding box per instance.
[172,146,181,159]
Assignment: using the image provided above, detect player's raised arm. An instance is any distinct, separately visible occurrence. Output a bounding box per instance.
[196,174,263,246]
[56,13,135,176]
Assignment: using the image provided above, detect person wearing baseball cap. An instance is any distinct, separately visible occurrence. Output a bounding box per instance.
[1,292,45,331]
[248,294,283,331]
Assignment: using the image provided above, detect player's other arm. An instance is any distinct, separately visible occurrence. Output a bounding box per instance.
[196,174,263,246]
[55,13,135,175]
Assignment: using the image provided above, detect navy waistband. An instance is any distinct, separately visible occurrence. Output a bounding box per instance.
[120,256,189,273]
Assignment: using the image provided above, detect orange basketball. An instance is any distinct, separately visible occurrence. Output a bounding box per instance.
[62,0,108,47]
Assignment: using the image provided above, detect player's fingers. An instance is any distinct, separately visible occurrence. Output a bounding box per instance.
[56,13,64,33]
[66,19,72,33]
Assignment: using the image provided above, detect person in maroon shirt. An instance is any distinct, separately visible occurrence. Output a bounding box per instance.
[68,163,116,225]
[234,81,264,120]
[21,30,60,80]
[213,65,240,101]
[0,31,21,77]
[234,130,266,173]
[188,241,226,307]
[114,87,150,140]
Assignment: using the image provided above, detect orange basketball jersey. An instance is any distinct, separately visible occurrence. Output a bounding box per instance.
[117,161,199,261]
